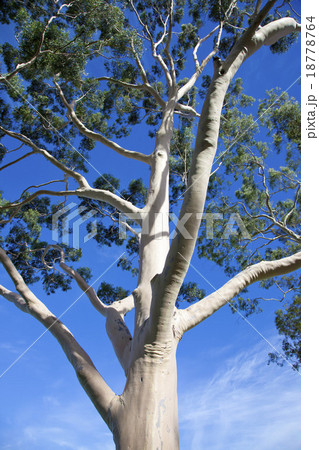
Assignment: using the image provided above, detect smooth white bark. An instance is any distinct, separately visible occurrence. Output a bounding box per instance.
[177,252,301,334]
[0,247,117,427]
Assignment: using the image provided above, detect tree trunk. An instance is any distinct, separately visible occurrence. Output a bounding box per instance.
[111,339,179,449]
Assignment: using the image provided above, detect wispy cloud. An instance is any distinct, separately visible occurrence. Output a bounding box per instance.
[179,342,300,450]
[0,394,114,450]
[0,337,300,450]
[0,342,22,355]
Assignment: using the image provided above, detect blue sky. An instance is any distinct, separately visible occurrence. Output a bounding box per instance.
[0,2,302,449]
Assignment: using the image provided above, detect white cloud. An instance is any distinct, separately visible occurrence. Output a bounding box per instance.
[179,342,301,450]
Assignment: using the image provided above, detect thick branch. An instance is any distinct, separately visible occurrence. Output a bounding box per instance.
[177,252,301,334]
[77,187,143,223]
[252,0,263,19]
[221,2,301,75]
[148,7,301,343]
[174,103,200,117]
[104,304,133,376]
[148,68,231,343]
[0,247,116,426]
[0,284,28,312]
[0,186,142,227]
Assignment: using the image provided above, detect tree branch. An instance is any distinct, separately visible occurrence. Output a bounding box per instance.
[0,125,89,188]
[0,151,36,172]
[177,252,301,334]
[0,185,143,226]
[164,0,177,88]
[42,245,134,374]
[76,187,143,222]
[0,2,74,83]
[128,0,173,89]
[0,247,117,427]
[53,78,151,165]
[148,65,232,344]
[283,185,300,227]
[178,22,223,101]
[0,189,79,225]
[96,76,166,109]
[252,0,263,19]
[221,2,301,75]
[42,244,108,316]
[0,127,143,222]
[0,284,28,312]
[104,303,133,376]
[42,245,134,316]
[147,4,301,343]
[130,36,149,84]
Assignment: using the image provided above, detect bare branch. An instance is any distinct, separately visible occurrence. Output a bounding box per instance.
[193,24,221,71]
[42,244,134,374]
[0,185,143,226]
[0,125,89,187]
[1,142,24,153]
[0,284,28,313]
[147,59,232,343]
[164,0,177,87]
[178,22,224,100]
[0,247,116,425]
[287,1,301,18]
[105,305,133,375]
[252,0,263,18]
[42,245,108,316]
[0,189,79,225]
[18,179,67,198]
[43,244,135,317]
[283,185,300,227]
[76,187,143,222]
[128,0,173,89]
[177,252,301,334]
[0,151,36,172]
[174,102,200,117]
[53,78,151,164]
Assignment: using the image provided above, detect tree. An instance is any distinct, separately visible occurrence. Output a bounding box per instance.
[0,0,301,448]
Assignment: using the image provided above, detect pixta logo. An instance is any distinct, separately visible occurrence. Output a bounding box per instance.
[118,212,251,240]
[52,203,97,249]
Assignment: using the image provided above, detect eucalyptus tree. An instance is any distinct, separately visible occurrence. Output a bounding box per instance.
[0,0,301,448]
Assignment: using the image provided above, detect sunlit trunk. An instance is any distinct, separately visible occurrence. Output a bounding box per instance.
[112,341,179,449]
